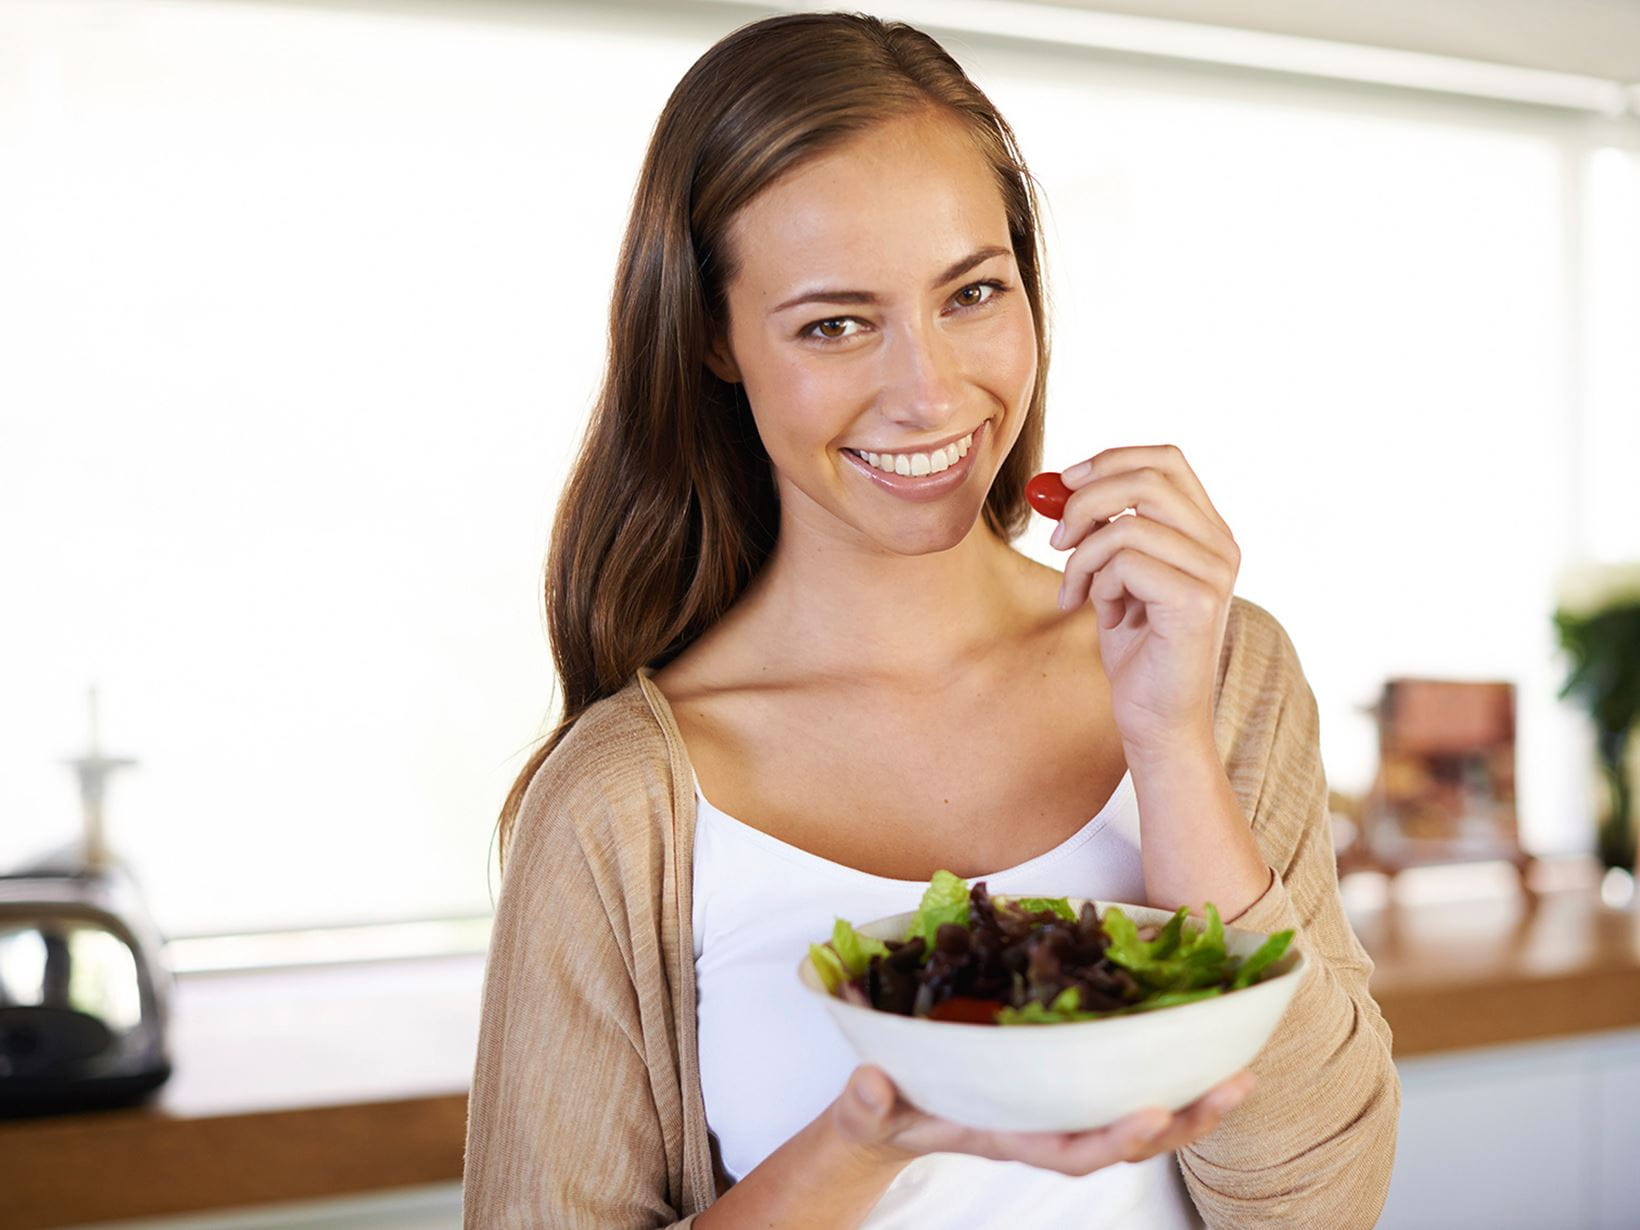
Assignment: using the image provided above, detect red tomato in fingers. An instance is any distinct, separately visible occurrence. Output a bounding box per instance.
[1025,471,1071,520]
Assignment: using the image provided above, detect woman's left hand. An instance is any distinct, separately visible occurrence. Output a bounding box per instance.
[1049,444,1239,762]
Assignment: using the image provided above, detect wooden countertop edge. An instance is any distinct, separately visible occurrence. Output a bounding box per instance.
[1,1090,467,1229]
[1375,966,1640,1058]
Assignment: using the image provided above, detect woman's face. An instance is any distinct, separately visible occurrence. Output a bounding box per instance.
[709,109,1038,557]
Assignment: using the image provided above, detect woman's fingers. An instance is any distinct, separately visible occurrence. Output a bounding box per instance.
[1062,444,1232,536]
[1057,513,1233,616]
[842,1065,1257,1178]
[980,1069,1257,1174]
[1117,1071,1258,1162]
[1053,464,1235,558]
[831,1066,919,1164]
[985,1107,1176,1172]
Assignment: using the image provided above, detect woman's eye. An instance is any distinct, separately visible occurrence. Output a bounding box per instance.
[953,279,1007,310]
[801,280,1008,344]
[812,318,856,341]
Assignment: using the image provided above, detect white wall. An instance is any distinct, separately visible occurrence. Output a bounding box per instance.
[2,0,1637,935]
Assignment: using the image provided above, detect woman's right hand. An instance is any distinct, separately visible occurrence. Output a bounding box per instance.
[829,1064,1256,1176]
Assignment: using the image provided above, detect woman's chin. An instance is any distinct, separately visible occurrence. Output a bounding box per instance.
[867,504,992,557]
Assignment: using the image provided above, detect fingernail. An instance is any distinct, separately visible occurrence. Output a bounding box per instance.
[1064,459,1092,483]
[1056,585,1069,611]
[1049,522,1066,549]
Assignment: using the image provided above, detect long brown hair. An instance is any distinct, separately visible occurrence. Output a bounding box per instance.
[496,11,1053,869]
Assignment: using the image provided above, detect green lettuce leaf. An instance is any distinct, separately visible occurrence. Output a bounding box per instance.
[1100,904,1149,970]
[996,986,1107,1025]
[1121,987,1224,1013]
[1198,902,1225,953]
[1157,903,1230,991]
[906,869,972,952]
[1230,930,1295,989]
[1005,895,1078,922]
[1103,904,1235,992]
[808,942,847,994]
[1103,904,1193,980]
[1148,907,1188,960]
[831,918,891,978]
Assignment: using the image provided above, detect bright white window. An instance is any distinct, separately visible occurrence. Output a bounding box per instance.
[2,0,1634,938]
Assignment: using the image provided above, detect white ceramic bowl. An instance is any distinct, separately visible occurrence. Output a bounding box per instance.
[796,898,1307,1132]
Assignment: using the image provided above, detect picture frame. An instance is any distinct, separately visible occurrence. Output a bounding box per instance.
[1337,678,1534,891]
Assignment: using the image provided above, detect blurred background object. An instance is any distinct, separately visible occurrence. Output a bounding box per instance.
[1338,679,1533,892]
[1554,562,1640,881]
[0,691,174,1119]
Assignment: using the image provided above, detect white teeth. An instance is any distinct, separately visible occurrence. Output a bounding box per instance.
[852,431,975,477]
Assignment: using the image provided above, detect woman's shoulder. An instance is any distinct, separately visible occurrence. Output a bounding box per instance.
[1216,596,1308,714]
[507,677,677,864]
[546,678,670,775]
[1222,595,1299,664]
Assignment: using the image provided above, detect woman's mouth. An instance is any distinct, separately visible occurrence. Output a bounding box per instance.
[839,421,988,503]
[845,430,972,477]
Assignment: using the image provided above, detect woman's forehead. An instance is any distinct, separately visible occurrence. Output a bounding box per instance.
[725,114,1013,309]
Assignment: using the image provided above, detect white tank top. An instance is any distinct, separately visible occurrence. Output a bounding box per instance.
[691,772,1203,1229]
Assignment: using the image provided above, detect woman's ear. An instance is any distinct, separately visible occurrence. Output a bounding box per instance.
[704,335,742,384]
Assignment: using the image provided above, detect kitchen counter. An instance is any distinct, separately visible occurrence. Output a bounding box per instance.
[4,869,1639,1228]
[1,956,477,1229]
[1353,869,1640,1054]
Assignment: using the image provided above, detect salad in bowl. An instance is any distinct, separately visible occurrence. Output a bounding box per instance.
[798,871,1306,1131]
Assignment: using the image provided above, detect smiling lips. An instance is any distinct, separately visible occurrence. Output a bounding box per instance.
[845,431,974,477]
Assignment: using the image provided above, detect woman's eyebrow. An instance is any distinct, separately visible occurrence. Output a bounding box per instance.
[770,244,1011,314]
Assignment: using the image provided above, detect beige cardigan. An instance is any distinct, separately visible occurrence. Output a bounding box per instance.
[463,598,1400,1227]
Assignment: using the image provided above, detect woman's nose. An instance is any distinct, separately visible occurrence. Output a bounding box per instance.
[879,322,962,430]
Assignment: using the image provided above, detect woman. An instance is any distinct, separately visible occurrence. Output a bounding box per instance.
[464,12,1399,1228]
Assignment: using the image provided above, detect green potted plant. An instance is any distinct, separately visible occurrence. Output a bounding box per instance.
[1555,564,1640,875]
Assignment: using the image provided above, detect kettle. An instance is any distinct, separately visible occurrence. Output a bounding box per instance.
[0,694,173,1118]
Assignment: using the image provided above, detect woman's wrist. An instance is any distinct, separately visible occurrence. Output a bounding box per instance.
[1124,727,1273,920]
[695,1095,912,1228]
[1119,713,1217,777]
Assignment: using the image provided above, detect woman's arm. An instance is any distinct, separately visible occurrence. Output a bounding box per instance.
[1174,601,1401,1229]
[692,1095,910,1229]
[1049,445,1398,1227]
[463,784,693,1227]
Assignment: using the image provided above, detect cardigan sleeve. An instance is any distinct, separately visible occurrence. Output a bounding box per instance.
[462,744,703,1229]
[1177,600,1401,1228]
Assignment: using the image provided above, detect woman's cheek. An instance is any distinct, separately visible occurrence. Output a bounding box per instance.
[744,362,853,474]
[976,311,1038,419]
[1009,302,1040,391]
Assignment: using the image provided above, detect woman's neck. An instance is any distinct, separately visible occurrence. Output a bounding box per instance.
[728,513,1044,686]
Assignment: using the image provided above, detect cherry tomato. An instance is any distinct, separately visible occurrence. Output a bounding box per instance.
[1025,471,1071,520]
[927,995,1007,1025]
